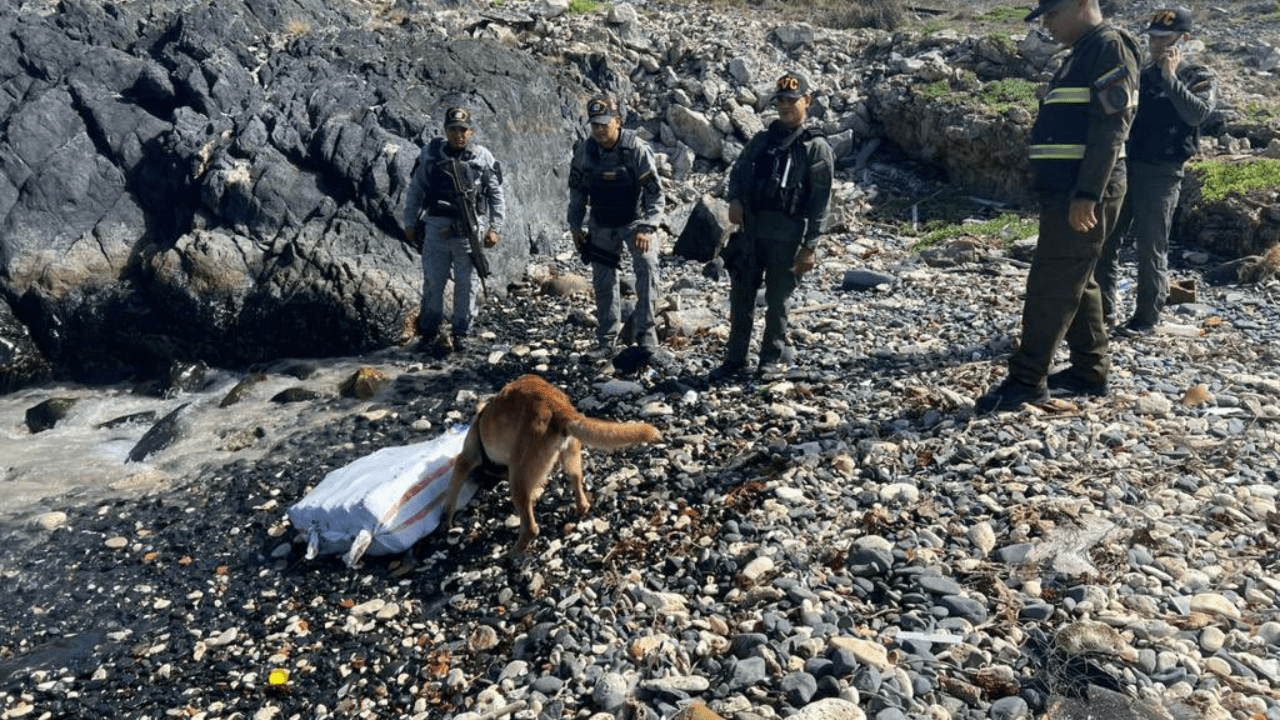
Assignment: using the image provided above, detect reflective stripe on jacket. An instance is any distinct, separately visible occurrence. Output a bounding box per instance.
[1029,24,1140,196]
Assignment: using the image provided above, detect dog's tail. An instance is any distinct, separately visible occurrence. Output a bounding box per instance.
[568,416,661,450]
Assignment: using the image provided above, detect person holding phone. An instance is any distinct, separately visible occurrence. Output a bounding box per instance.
[1095,7,1217,339]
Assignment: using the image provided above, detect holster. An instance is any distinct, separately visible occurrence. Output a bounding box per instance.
[720,231,762,285]
[577,234,622,270]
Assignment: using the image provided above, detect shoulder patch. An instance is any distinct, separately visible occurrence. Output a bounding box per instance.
[1092,65,1130,90]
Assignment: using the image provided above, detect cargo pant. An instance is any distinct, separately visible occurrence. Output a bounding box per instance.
[419,214,479,339]
[725,220,802,367]
[587,221,659,349]
[1009,184,1125,388]
[1096,159,1184,327]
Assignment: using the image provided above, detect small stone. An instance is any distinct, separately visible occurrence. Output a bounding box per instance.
[1134,393,1173,417]
[1190,593,1241,620]
[32,512,68,532]
[104,536,129,549]
[788,698,866,720]
[349,598,387,617]
[469,625,499,652]
[1198,626,1226,653]
[593,672,628,712]
[967,522,996,557]
[829,637,890,670]
[989,696,1029,720]
[739,555,774,584]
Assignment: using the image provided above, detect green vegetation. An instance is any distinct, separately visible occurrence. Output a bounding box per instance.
[568,0,600,13]
[986,29,1017,55]
[909,212,1038,251]
[977,7,1029,24]
[914,77,1038,113]
[919,79,952,100]
[1187,158,1280,202]
[868,188,1038,252]
[1243,102,1278,122]
[979,78,1038,113]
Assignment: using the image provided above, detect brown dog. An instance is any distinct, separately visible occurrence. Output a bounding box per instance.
[440,374,661,553]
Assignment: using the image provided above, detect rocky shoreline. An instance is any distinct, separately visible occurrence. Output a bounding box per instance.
[3,0,1280,719]
[3,0,1279,384]
[2,215,1279,720]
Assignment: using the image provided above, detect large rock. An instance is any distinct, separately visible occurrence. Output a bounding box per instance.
[0,299,51,393]
[1173,167,1280,259]
[673,195,730,263]
[0,0,578,382]
[867,78,1035,206]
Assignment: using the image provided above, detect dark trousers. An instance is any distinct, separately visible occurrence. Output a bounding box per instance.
[1097,160,1184,327]
[587,221,659,349]
[1009,187,1124,387]
[725,233,800,366]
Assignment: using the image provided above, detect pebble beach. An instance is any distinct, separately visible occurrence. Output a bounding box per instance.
[3,221,1279,720]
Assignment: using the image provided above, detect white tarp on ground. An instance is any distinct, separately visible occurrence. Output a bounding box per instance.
[288,425,478,566]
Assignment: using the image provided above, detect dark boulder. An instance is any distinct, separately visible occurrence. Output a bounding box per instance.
[24,397,77,433]
[674,195,730,263]
[127,402,191,463]
[1,300,51,393]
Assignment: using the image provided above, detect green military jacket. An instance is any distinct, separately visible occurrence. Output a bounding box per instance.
[1029,22,1141,200]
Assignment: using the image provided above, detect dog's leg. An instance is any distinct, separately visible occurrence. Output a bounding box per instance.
[508,451,560,555]
[560,436,590,516]
[441,426,482,529]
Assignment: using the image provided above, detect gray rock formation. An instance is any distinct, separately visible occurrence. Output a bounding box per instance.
[3,0,1276,390]
[1,0,580,383]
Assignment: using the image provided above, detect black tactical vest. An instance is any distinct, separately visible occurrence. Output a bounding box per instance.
[586,131,642,228]
[1127,64,1202,164]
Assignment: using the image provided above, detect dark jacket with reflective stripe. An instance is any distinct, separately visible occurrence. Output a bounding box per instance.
[1029,23,1140,198]
[1128,61,1217,164]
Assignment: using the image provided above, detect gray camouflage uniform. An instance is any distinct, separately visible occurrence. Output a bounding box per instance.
[403,138,505,340]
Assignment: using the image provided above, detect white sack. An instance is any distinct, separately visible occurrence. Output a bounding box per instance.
[288,425,478,566]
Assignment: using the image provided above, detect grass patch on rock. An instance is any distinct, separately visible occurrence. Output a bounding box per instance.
[914,76,1038,113]
[1187,157,1280,202]
[977,6,1029,23]
[868,188,1038,251]
[909,212,1038,251]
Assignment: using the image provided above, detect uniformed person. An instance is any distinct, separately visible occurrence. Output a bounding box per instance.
[975,0,1140,412]
[1096,6,1217,337]
[567,96,665,357]
[711,70,834,380]
[403,107,506,355]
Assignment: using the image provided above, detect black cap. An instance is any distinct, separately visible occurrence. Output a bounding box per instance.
[1024,0,1067,22]
[1145,7,1194,35]
[443,107,471,129]
[772,70,812,100]
[586,96,619,125]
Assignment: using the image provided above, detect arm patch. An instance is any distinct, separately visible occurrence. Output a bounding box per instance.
[1098,84,1133,115]
[1091,65,1129,90]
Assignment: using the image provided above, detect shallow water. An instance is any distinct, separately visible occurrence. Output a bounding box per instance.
[0,358,400,527]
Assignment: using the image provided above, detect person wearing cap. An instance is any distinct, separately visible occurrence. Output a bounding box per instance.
[567,95,665,357]
[1096,6,1217,338]
[711,69,834,380]
[975,0,1140,412]
[403,106,506,355]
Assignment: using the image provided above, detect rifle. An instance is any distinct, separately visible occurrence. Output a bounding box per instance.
[448,157,490,287]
